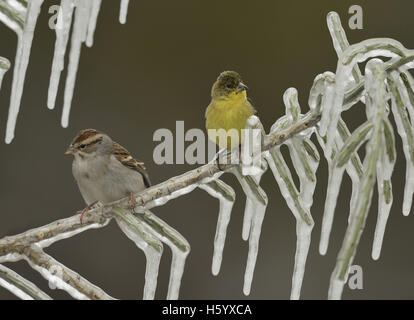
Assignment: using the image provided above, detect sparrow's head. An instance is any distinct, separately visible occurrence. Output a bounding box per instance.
[211,71,248,100]
[65,129,112,157]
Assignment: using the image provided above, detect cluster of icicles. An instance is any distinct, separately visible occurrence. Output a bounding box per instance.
[1,3,414,301]
[0,0,130,143]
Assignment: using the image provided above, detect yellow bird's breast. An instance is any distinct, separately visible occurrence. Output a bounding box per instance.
[205,92,256,149]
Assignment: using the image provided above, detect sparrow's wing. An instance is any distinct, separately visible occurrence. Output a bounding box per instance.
[112,141,151,188]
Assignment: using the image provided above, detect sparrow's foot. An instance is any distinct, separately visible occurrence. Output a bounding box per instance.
[128,192,136,212]
[77,200,99,224]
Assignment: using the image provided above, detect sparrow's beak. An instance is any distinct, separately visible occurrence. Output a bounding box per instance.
[237,82,248,92]
[64,146,77,155]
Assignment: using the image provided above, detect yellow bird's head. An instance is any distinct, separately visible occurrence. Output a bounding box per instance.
[211,71,248,101]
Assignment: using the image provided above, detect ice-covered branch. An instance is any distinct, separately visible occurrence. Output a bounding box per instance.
[22,244,115,300]
[0,263,52,300]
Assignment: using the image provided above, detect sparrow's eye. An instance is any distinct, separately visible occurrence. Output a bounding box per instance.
[79,144,86,149]
[226,83,233,89]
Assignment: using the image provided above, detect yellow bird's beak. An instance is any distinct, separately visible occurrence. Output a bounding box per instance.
[237,82,248,92]
[64,146,77,155]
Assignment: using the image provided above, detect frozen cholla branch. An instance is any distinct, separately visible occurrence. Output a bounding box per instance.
[113,208,163,300]
[198,180,235,276]
[0,56,10,90]
[329,59,388,300]
[265,87,318,300]
[119,0,129,24]
[0,263,52,300]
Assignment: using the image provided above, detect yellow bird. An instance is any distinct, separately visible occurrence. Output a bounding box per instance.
[205,71,256,150]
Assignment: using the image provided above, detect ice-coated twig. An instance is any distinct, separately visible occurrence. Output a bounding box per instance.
[265,87,318,299]
[5,0,43,144]
[240,116,268,241]
[0,0,25,34]
[23,244,115,300]
[231,167,268,296]
[329,59,387,300]
[198,180,235,276]
[321,38,414,159]
[241,160,267,241]
[119,0,129,24]
[372,118,396,260]
[319,121,374,255]
[0,56,10,90]
[113,207,163,300]
[327,11,362,84]
[133,208,190,300]
[0,263,52,300]
[388,73,414,216]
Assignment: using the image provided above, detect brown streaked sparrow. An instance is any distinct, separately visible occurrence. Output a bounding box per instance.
[65,129,151,220]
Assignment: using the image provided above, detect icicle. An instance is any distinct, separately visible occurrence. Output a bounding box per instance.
[136,209,190,300]
[198,180,235,276]
[242,161,267,241]
[0,57,10,90]
[231,168,268,296]
[319,121,373,255]
[372,118,395,260]
[47,0,75,110]
[86,0,102,47]
[328,59,387,300]
[61,0,91,128]
[113,208,163,300]
[119,0,130,24]
[5,0,44,144]
[240,116,268,241]
[291,220,312,300]
[388,72,414,216]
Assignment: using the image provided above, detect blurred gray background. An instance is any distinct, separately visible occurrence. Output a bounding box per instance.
[0,0,414,299]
